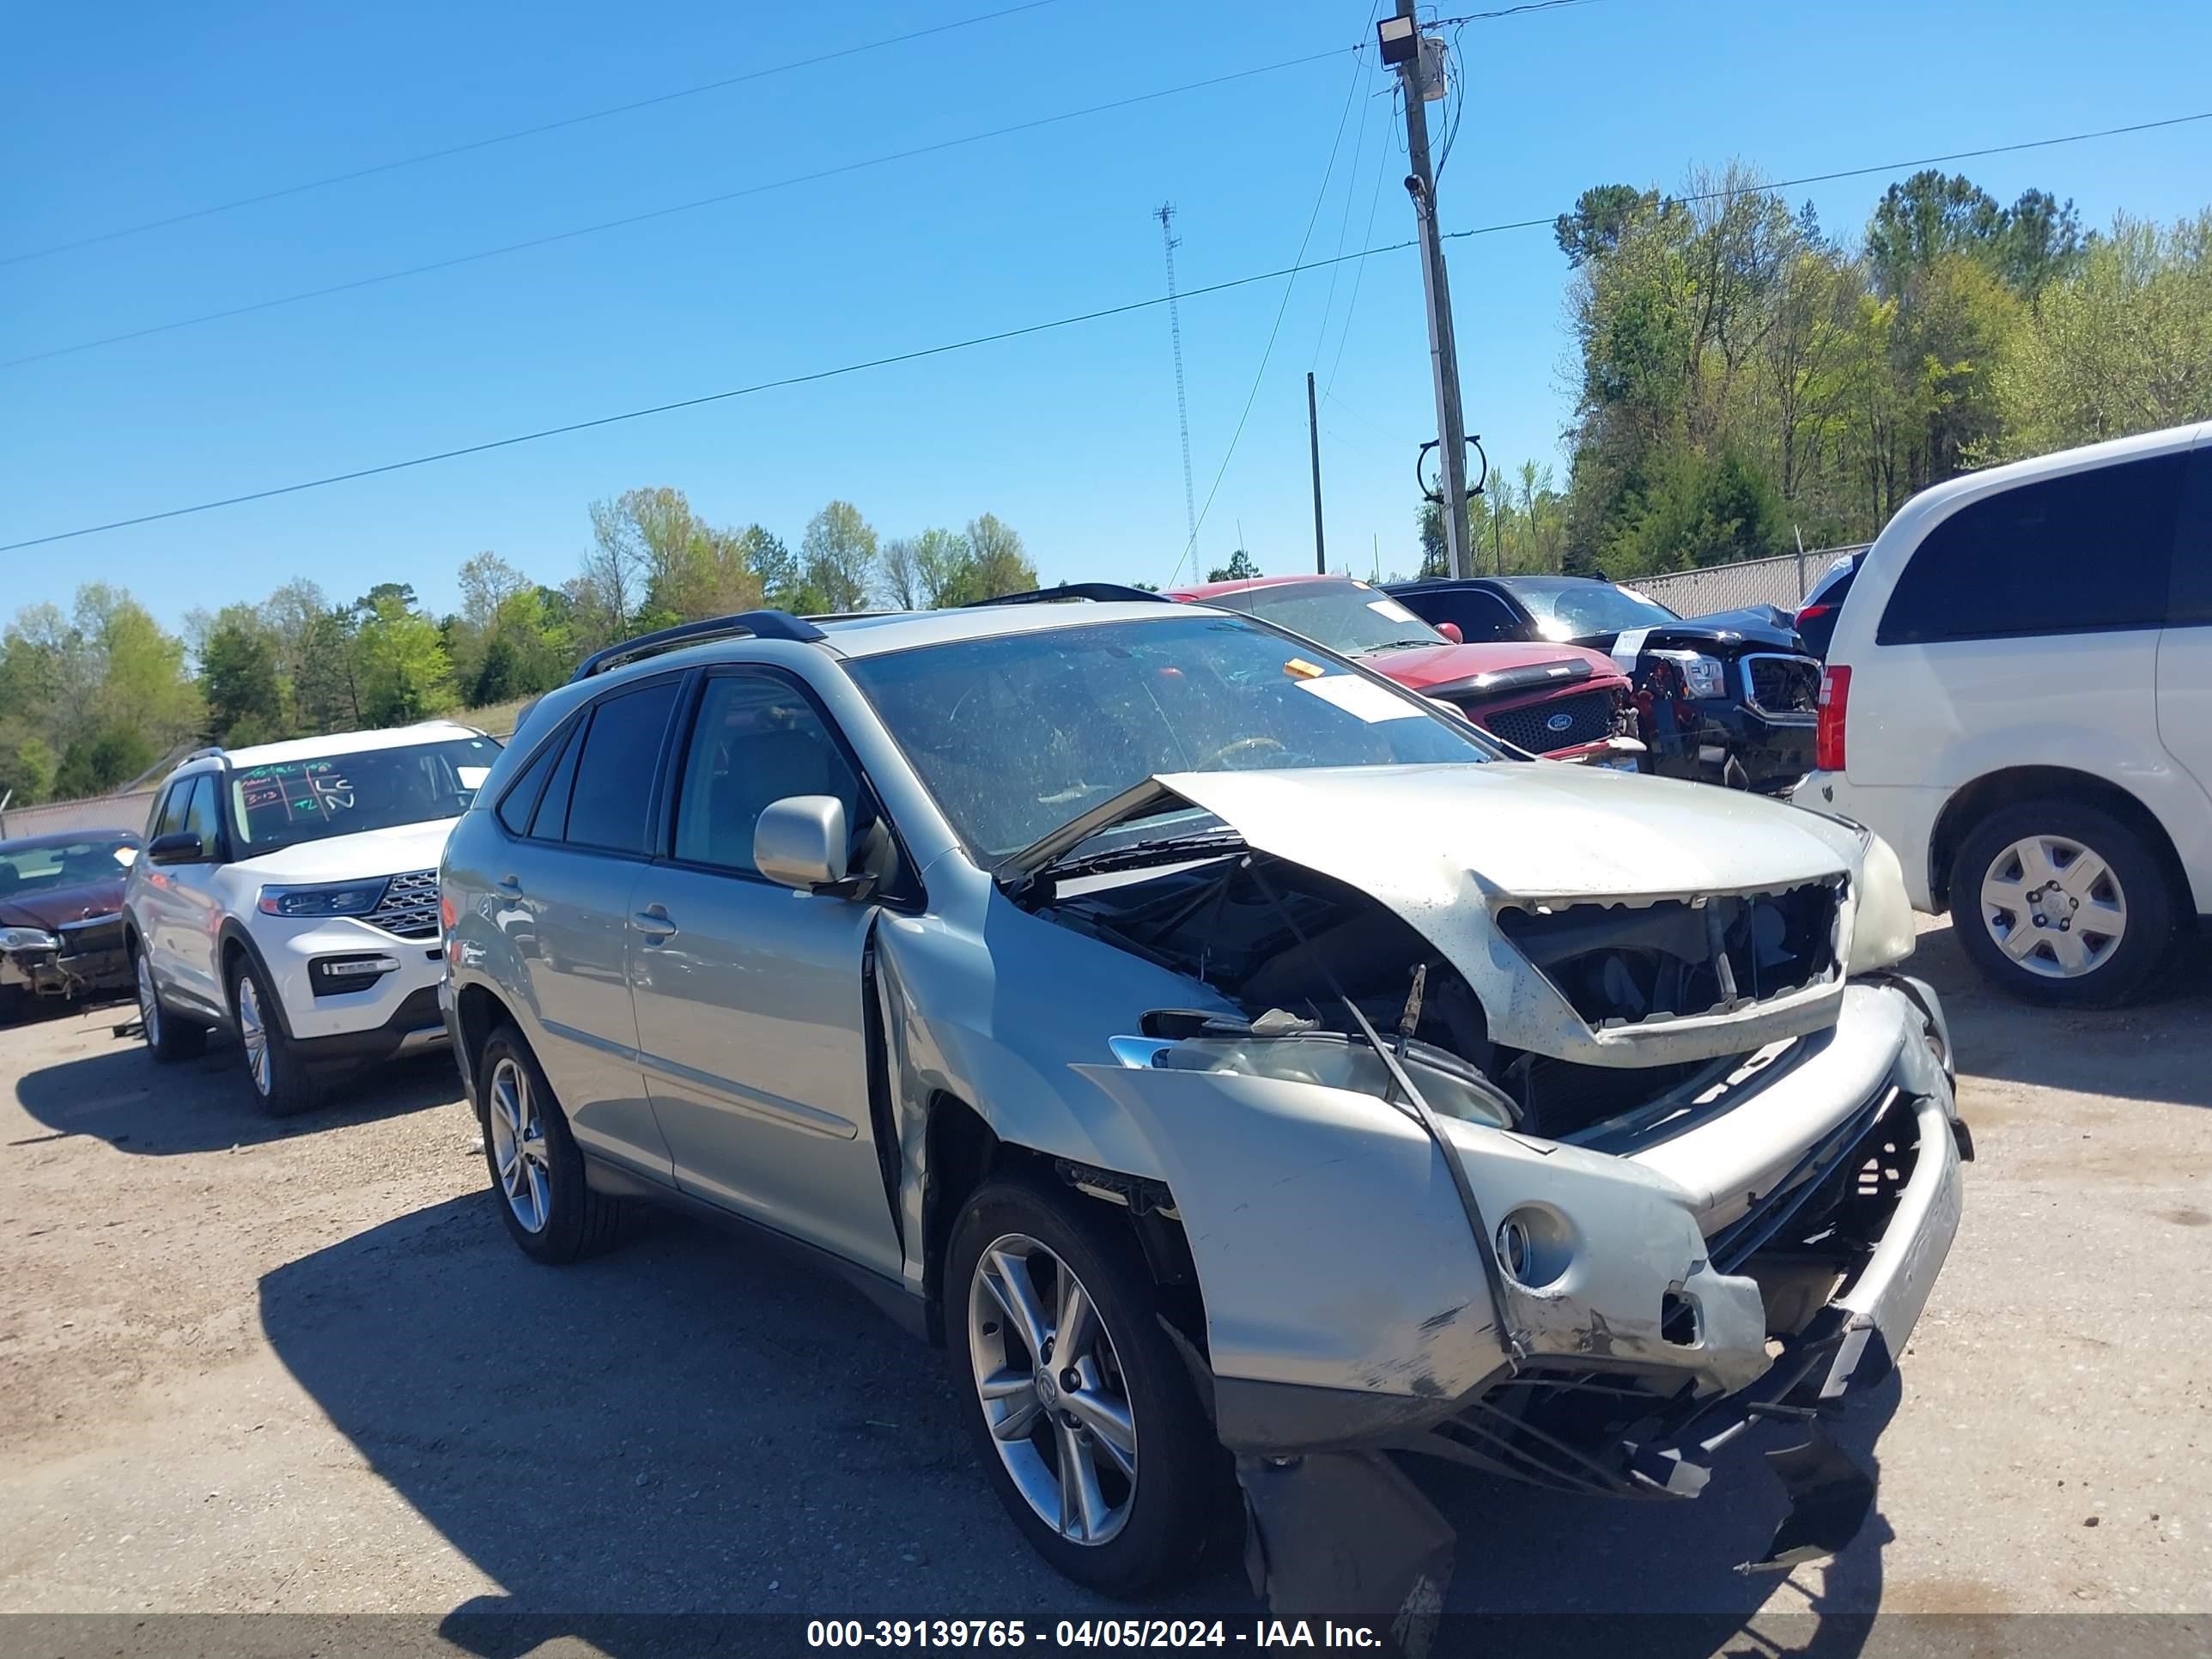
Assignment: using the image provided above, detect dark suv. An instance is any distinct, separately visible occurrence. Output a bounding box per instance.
[1388,575,1822,793]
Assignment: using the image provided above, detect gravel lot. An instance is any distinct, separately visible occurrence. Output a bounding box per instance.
[2,919,2208,1646]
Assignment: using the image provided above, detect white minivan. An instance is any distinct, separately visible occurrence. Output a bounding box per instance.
[1803,421,2211,1006]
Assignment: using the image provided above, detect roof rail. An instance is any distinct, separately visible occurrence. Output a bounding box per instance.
[181,745,227,763]
[958,582,1173,610]
[569,610,828,682]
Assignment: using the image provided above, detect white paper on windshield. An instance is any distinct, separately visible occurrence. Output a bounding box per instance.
[1365,597,1420,623]
[1611,626,1651,674]
[1298,674,1425,722]
[458,766,491,788]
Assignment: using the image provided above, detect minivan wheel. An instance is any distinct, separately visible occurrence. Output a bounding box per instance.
[476,1024,628,1264]
[1950,799,2175,1007]
[228,956,315,1115]
[137,949,207,1061]
[946,1173,1228,1597]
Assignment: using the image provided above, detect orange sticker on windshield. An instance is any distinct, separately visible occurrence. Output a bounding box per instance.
[1282,657,1326,679]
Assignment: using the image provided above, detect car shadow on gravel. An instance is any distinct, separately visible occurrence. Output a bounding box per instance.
[11,1034,464,1153]
[258,1189,1899,1656]
[1909,920,2212,1110]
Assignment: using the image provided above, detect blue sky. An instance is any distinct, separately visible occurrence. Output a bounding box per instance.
[5,0,2209,632]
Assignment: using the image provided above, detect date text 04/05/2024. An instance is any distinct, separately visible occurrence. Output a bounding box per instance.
[805,1620,1382,1649]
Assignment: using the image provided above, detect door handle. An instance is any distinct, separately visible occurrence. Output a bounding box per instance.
[632,903,678,942]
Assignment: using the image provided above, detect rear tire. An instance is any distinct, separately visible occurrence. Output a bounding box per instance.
[1949,798,2175,1007]
[226,954,316,1115]
[135,947,208,1062]
[477,1024,628,1264]
[946,1170,1229,1597]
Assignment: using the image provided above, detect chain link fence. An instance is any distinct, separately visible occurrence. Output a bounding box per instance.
[0,789,157,842]
[1630,545,1867,618]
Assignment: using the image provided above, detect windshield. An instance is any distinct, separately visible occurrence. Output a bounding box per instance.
[1200,580,1443,656]
[0,836,136,900]
[227,737,501,854]
[846,614,1495,862]
[1506,579,1676,641]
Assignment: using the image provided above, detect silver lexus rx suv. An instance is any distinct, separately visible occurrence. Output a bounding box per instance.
[439,592,1966,1628]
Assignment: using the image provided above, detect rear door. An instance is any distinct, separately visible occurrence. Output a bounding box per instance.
[500,676,684,1181]
[2154,438,2212,877]
[628,667,903,1277]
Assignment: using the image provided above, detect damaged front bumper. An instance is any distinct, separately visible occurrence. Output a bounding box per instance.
[1,914,130,1005]
[1086,976,1964,1640]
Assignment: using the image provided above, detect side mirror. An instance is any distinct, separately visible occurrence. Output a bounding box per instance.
[755,796,850,892]
[1436,621,1464,644]
[146,830,205,866]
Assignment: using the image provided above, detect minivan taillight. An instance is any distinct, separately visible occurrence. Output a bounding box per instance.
[1816,665,1850,771]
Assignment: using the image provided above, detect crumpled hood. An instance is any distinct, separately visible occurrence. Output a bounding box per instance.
[0,878,128,931]
[1069,762,1868,1066]
[229,817,459,881]
[1157,762,1853,901]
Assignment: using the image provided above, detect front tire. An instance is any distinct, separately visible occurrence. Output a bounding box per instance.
[477,1024,628,1264]
[226,954,316,1115]
[135,948,208,1061]
[946,1172,1228,1597]
[1950,798,2176,1007]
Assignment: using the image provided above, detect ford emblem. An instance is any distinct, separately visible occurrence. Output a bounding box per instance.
[1545,712,1573,732]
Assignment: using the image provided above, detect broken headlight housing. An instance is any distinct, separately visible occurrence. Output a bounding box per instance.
[1650,648,1727,700]
[0,926,60,952]
[1844,830,1915,975]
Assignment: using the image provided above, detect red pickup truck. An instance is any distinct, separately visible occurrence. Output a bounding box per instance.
[1167,574,1643,765]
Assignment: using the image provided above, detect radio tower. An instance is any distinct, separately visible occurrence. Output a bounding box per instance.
[1157,204,1198,560]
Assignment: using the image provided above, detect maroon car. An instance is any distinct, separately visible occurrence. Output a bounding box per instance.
[1167,574,1644,764]
[0,829,140,1020]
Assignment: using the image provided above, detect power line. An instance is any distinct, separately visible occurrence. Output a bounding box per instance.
[0,238,1421,554]
[9,103,2209,552]
[0,0,1069,268]
[1170,49,1370,586]
[1322,88,1398,402]
[1429,0,1607,23]
[3,46,1352,373]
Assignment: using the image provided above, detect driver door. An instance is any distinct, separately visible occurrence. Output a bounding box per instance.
[627,668,903,1278]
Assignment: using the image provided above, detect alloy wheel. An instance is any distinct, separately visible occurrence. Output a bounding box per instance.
[236,975,272,1096]
[488,1057,551,1234]
[967,1233,1139,1547]
[1980,833,2127,980]
[136,956,161,1048]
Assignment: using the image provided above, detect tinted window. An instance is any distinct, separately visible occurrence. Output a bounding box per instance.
[1396,587,1524,643]
[495,727,567,836]
[562,680,681,853]
[1878,453,2189,645]
[1501,579,1676,641]
[2166,447,2212,625]
[151,782,190,839]
[673,675,863,875]
[529,720,585,839]
[179,775,222,854]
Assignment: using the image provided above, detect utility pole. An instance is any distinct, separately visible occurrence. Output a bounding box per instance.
[1382,3,1473,580]
[1306,372,1327,574]
[1156,204,1199,563]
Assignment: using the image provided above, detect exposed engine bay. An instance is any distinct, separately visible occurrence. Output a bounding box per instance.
[1033,850,1718,1140]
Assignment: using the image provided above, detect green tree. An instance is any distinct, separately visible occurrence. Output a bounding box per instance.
[1996,211,2212,454]
[198,605,286,744]
[1206,549,1261,583]
[0,732,57,807]
[961,514,1037,600]
[353,592,456,726]
[744,526,803,611]
[799,502,878,615]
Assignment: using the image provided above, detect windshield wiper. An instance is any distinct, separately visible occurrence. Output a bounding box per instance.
[1362,637,1441,653]
[1001,827,1246,902]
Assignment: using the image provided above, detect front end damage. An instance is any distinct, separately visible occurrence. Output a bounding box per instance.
[1081,976,1964,1641]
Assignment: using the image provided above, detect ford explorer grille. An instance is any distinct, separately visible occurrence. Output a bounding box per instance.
[1478,690,1615,755]
[366,870,441,939]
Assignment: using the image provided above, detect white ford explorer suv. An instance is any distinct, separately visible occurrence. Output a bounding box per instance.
[1802,420,2210,1006]
[123,722,502,1112]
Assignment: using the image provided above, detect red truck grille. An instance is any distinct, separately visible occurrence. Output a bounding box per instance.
[1476,689,1616,755]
